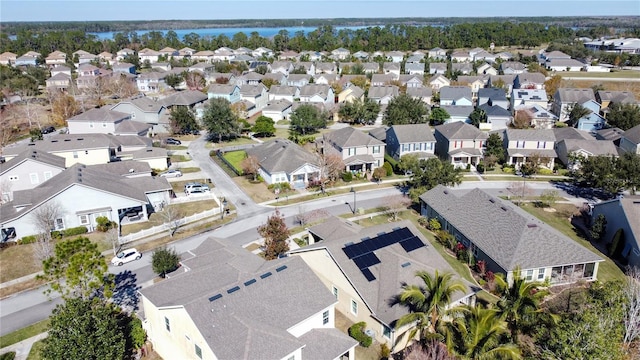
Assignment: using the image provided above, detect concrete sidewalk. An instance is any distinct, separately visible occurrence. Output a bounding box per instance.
[0,332,48,360]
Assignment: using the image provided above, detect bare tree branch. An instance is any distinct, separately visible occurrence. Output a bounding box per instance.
[159,207,183,237]
[31,201,63,263]
[380,194,412,221]
[624,266,640,347]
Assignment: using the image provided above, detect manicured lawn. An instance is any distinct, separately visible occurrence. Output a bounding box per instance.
[519,202,625,283]
[0,244,41,284]
[166,145,188,150]
[0,319,49,348]
[209,137,257,148]
[176,167,201,173]
[222,150,246,174]
[27,339,45,360]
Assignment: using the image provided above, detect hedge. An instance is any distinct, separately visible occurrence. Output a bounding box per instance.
[348,321,372,347]
[19,226,88,244]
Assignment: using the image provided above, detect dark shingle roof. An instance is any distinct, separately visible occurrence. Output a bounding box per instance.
[623,124,640,144]
[440,86,472,101]
[324,127,384,149]
[245,139,317,174]
[389,124,435,143]
[0,150,65,174]
[435,122,488,140]
[161,90,208,107]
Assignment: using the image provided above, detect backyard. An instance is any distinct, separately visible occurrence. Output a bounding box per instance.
[120,200,218,235]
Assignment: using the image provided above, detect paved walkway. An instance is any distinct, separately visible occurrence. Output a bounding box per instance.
[0,332,48,360]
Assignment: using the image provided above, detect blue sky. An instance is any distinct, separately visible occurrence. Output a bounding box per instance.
[1,0,639,22]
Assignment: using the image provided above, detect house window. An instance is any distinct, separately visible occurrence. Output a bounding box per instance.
[85,150,89,155]
[525,269,534,281]
[54,218,64,230]
[517,140,525,148]
[348,148,356,156]
[9,176,18,181]
[538,268,545,280]
[454,141,458,148]
[351,299,358,315]
[402,144,410,152]
[373,146,380,154]
[382,325,392,339]
[195,344,202,359]
[323,310,329,325]
[332,286,338,299]
[164,317,171,332]
[44,171,53,181]
[537,141,544,149]
[73,151,79,159]
[30,173,39,184]
[79,215,89,225]
[89,122,94,128]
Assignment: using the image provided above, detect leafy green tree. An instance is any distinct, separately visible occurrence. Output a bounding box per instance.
[42,298,127,360]
[39,237,113,300]
[398,153,420,175]
[169,106,199,135]
[590,214,607,241]
[289,104,327,136]
[444,306,521,360]
[407,158,463,201]
[338,98,380,125]
[151,247,181,278]
[257,209,290,260]
[202,98,241,143]
[618,152,640,194]
[484,133,505,164]
[469,108,488,127]
[383,94,429,126]
[429,107,451,126]
[573,155,623,196]
[252,115,276,137]
[607,103,640,131]
[164,73,184,90]
[567,103,591,127]
[395,270,467,344]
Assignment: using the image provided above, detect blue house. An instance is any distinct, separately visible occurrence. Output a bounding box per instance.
[576,100,605,133]
[207,84,241,104]
[14,55,38,67]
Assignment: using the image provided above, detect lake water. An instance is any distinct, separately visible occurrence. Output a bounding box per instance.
[89,26,370,40]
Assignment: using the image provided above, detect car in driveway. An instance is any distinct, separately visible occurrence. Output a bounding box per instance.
[184,182,209,194]
[111,248,142,266]
[41,126,55,134]
[159,169,182,178]
[165,138,182,145]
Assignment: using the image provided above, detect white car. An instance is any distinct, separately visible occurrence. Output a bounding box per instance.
[160,169,182,178]
[111,248,142,266]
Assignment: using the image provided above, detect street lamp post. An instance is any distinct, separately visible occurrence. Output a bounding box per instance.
[350,187,356,214]
[220,197,227,219]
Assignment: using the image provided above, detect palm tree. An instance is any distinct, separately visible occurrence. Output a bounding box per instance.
[494,269,551,342]
[444,305,521,360]
[395,270,467,345]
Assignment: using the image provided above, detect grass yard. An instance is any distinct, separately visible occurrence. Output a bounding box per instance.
[166,145,188,150]
[169,154,191,163]
[519,202,625,283]
[222,150,246,174]
[26,339,45,360]
[274,127,290,139]
[558,70,640,79]
[0,319,49,348]
[0,244,41,284]
[176,167,201,173]
[120,201,218,236]
[560,78,640,99]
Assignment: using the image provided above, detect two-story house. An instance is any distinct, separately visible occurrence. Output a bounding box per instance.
[503,129,557,169]
[385,124,436,161]
[299,84,335,104]
[367,85,399,105]
[207,84,241,104]
[322,127,385,172]
[434,122,487,167]
[110,96,168,134]
[552,88,596,122]
[620,124,640,154]
[439,86,473,106]
[0,150,66,203]
[511,89,548,112]
[240,84,269,117]
[67,108,149,136]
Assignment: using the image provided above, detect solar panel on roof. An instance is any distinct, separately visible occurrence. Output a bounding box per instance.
[400,236,426,252]
[361,268,376,281]
[353,252,381,269]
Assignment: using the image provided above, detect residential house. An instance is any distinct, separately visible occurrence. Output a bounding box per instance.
[473,51,496,63]
[434,122,487,167]
[516,105,558,129]
[503,129,557,168]
[361,63,380,74]
[75,63,101,89]
[495,52,514,61]
[331,47,351,60]
[428,47,447,60]
[116,48,135,61]
[405,63,425,75]
[136,71,169,93]
[291,218,477,351]
[440,105,474,124]
[277,50,299,60]
[177,47,196,59]
[162,90,208,110]
[239,84,269,117]
[439,86,473,106]
[368,85,399,105]
[385,51,405,63]
[270,61,294,75]
[620,124,640,154]
[112,62,136,74]
[596,90,637,114]
[552,88,596,122]
[0,52,17,66]
[299,51,323,61]
[468,47,486,60]
[451,62,473,75]
[238,72,264,86]
[322,127,385,171]
[207,72,236,85]
[456,76,486,98]
[315,62,338,74]
[66,108,150,136]
[245,139,320,187]
[45,50,67,66]
[77,52,98,65]
[192,50,215,63]
[591,196,640,268]
[251,47,274,58]
[269,85,300,103]
[382,63,401,78]
[158,47,178,59]
[500,61,527,75]
[513,73,546,90]
[406,87,433,106]
[338,86,365,104]
[398,74,423,88]
[151,62,172,72]
[293,62,315,75]
[546,58,585,72]
[477,103,513,131]
[511,89,548,112]
[476,63,498,76]
[338,75,366,88]
[262,100,293,122]
[352,51,369,60]
[0,150,66,202]
[420,186,603,285]
[0,163,170,242]
[478,88,509,110]
[138,48,161,64]
[46,73,72,92]
[595,127,625,146]
[555,139,618,169]
[451,51,471,63]
[299,84,335,104]
[573,100,606,132]
[207,84,241,104]
[286,74,312,87]
[370,74,395,87]
[111,96,168,134]
[405,54,424,64]
[385,124,436,160]
[140,238,357,360]
[263,72,286,85]
[314,73,338,85]
[487,74,515,94]
[428,74,451,90]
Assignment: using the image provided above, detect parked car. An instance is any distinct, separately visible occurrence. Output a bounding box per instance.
[165,138,182,145]
[159,169,182,178]
[111,248,142,266]
[184,182,209,194]
[41,126,55,134]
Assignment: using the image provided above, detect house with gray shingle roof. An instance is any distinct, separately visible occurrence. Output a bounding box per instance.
[313,73,338,85]
[478,88,509,110]
[552,88,596,122]
[291,218,478,351]
[595,127,625,146]
[405,62,425,75]
[546,58,585,72]
[315,62,338,74]
[440,105,474,124]
[245,139,320,187]
[207,84,241,104]
[397,74,423,88]
[439,86,473,106]
[434,122,488,167]
[428,47,447,60]
[406,87,433,105]
[361,62,380,74]
[517,104,558,129]
[161,90,208,109]
[299,84,334,104]
[555,138,619,169]
[620,124,640,154]
[420,186,603,285]
[595,90,637,112]
[322,127,385,172]
[240,84,269,116]
[110,96,168,133]
[0,150,66,202]
[268,85,300,103]
[500,61,527,75]
[66,108,141,135]
[370,74,394,86]
[140,238,357,360]
[385,124,436,160]
[286,74,312,87]
[504,129,557,168]
[262,99,293,121]
[477,103,513,130]
[513,72,546,90]
[0,163,171,241]
[382,62,401,78]
[428,74,451,90]
[337,85,365,104]
[368,85,399,105]
[592,195,640,268]
[451,62,473,75]
[511,89,548,112]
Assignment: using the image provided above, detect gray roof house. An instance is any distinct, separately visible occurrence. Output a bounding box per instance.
[620,124,640,155]
[299,84,335,104]
[322,127,385,172]
[245,139,320,188]
[434,122,488,167]
[110,96,167,133]
[290,218,478,351]
[161,90,208,108]
[552,88,596,122]
[429,62,447,75]
[406,87,433,105]
[385,124,436,160]
[439,86,473,106]
[555,138,619,169]
[268,85,300,102]
[591,196,640,268]
[500,61,527,75]
[440,105,474,123]
[66,108,151,136]
[140,237,357,360]
[0,150,66,203]
[420,186,604,285]
[477,103,513,131]
[513,72,546,90]
[367,85,399,105]
[503,129,557,169]
[371,74,395,86]
[477,88,509,110]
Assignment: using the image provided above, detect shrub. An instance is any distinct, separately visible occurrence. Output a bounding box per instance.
[18,235,37,244]
[151,247,181,278]
[476,162,485,173]
[63,226,88,237]
[554,121,567,128]
[96,216,115,232]
[379,343,391,359]
[348,322,372,347]
[372,167,386,181]
[0,352,16,360]
[51,230,64,240]
[342,172,353,182]
[476,260,487,277]
[384,154,399,172]
[428,218,441,231]
[417,217,429,228]
[538,168,553,175]
[267,182,291,192]
[382,162,393,176]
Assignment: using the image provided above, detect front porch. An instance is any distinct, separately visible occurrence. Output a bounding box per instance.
[507,149,556,169]
[344,155,377,173]
[449,148,483,168]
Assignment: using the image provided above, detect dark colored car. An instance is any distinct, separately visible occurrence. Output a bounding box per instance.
[41,126,55,134]
[165,138,182,145]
